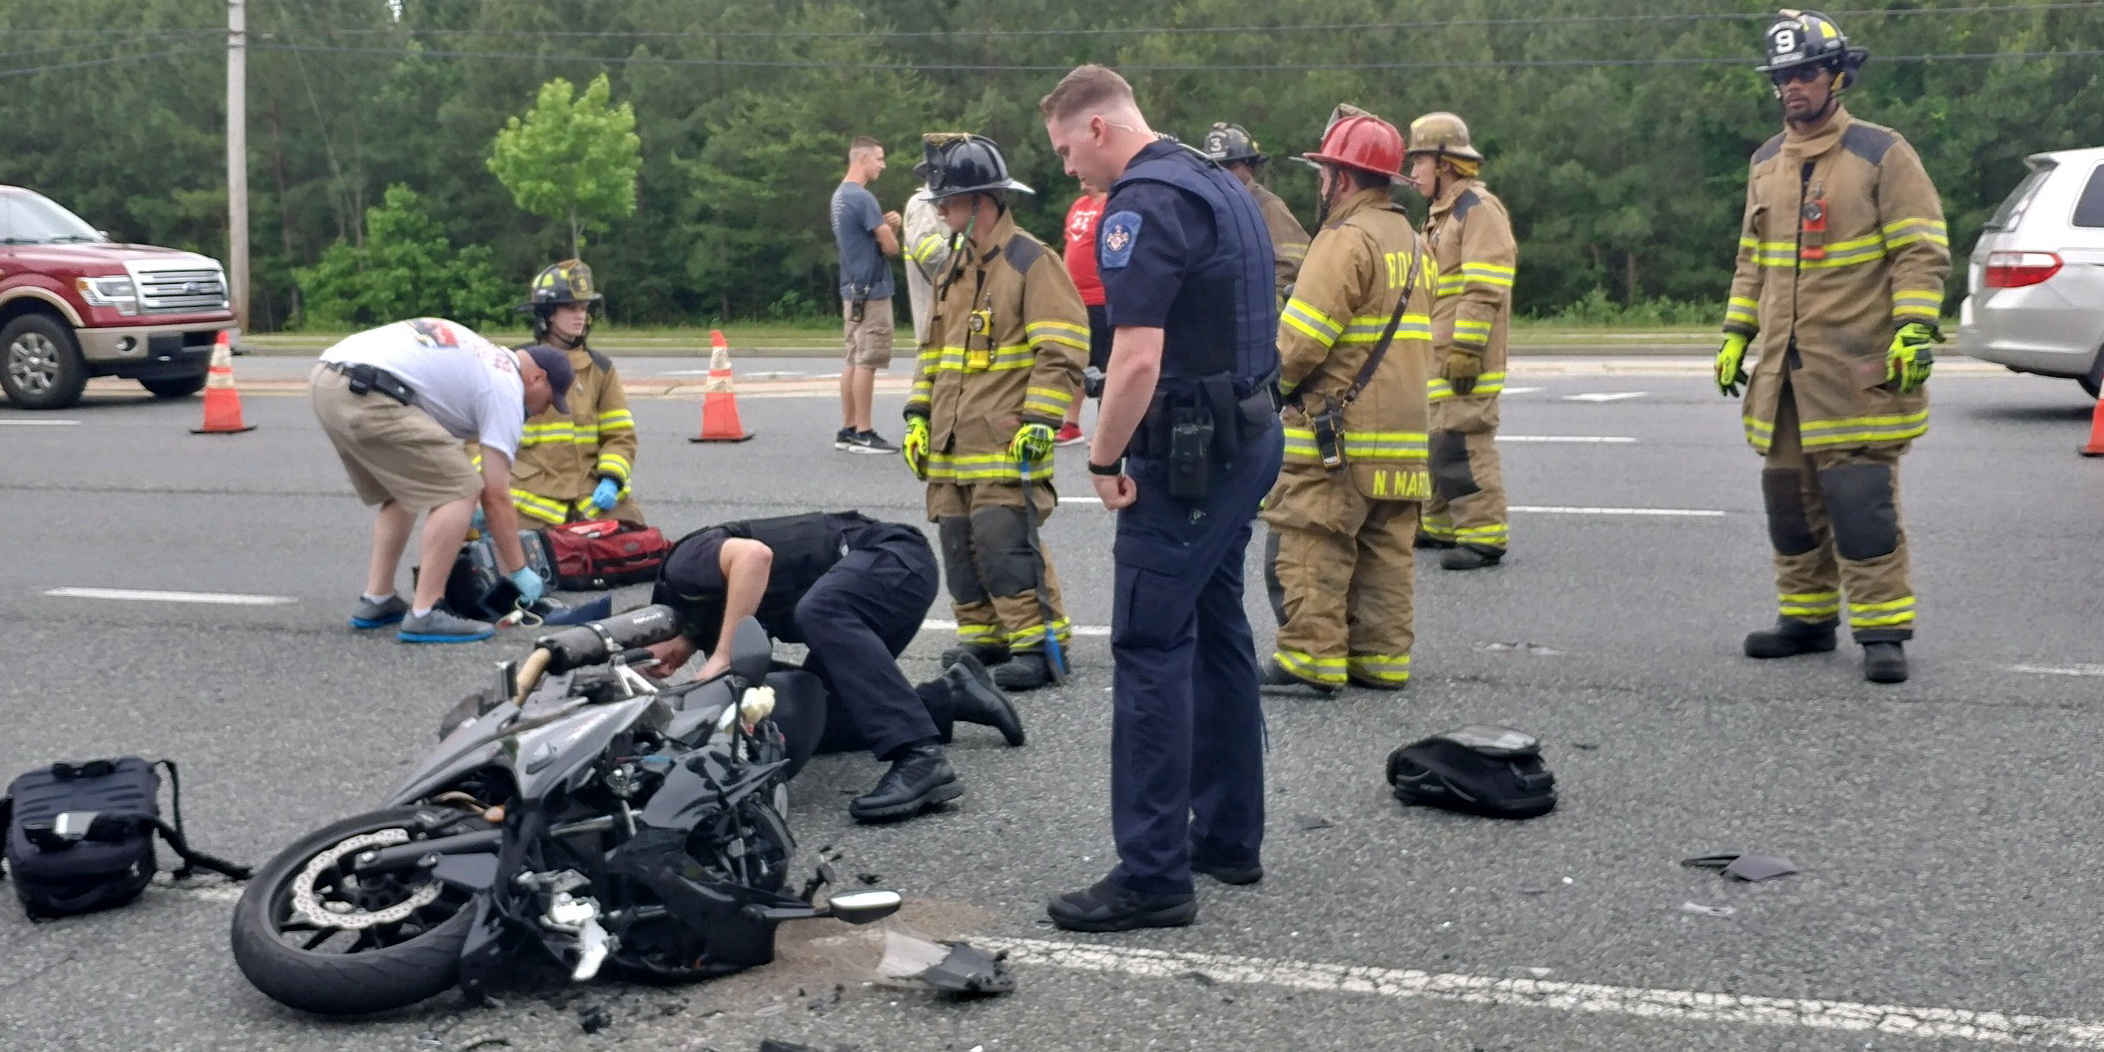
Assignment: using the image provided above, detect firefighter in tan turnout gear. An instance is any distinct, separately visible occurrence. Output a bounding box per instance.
[1262,110,1433,694]
[510,260,644,526]
[1406,112,1516,570]
[1199,122,1311,299]
[900,133,1089,692]
[1715,10,1949,684]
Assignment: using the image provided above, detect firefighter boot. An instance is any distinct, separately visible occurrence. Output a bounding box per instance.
[1743,618,1838,659]
[1440,546,1503,571]
[941,641,1010,667]
[943,653,1026,746]
[991,651,1053,692]
[1862,642,1908,684]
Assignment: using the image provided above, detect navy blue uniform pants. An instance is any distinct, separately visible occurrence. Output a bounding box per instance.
[1109,426,1283,896]
[792,525,941,761]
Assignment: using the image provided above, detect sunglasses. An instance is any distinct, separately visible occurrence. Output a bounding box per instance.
[1770,65,1827,86]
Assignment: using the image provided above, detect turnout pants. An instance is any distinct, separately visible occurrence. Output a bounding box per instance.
[1762,384,1914,642]
[1263,466,1419,688]
[1422,397,1508,553]
[1110,424,1283,897]
[790,525,943,760]
[927,480,1070,653]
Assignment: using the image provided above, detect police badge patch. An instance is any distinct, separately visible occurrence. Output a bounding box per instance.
[1099,211,1142,269]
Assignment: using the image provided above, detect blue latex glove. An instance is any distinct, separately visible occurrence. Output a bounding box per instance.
[470,506,487,534]
[590,476,621,513]
[509,567,546,605]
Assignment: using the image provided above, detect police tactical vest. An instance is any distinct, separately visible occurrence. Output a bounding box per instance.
[1113,147,1280,387]
[669,511,872,645]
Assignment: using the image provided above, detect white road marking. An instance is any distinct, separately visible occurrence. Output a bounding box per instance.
[0,419,81,426]
[1512,505,1725,517]
[924,618,1109,638]
[1498,435,1637,444]
[2007,663,2104,677]
[979,937,2104,1047]
[1502,386,1546,394]
[44,587,297,606]
[1564,391,1649,402]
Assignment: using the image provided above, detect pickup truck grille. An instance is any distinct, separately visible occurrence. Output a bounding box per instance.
[132,265,229,314]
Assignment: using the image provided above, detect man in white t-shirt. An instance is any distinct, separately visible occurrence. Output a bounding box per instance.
[312,317,568,642]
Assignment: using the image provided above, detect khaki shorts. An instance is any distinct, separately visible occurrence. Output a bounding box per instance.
[842,296,894,369]
[311,364,482,514]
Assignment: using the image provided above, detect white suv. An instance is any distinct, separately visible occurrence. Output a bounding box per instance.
[1959,146,2104,395]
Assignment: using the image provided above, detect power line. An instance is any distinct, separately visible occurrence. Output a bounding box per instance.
[0,46,221,80]
[0,30,220,62]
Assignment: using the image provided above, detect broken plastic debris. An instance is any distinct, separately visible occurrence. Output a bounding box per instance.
[1678,901,1737,917]
[576,1004,611,1034]
[1472,641,1565,656]
[875,928,1015,996]
[1295,814,1334,831]
[1681,853,1799,882]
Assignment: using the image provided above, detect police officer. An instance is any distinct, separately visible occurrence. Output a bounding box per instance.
[1200,122,1311,299]
[1263,110,1432,694]
[1039,65,1284,931]
[509,260,644,526]
[642,511,1026,823]
[1714,10,1948,684]
[1406,113,1517,570]
[901,133,1090,691]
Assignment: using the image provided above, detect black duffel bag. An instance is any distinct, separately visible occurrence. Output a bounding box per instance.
[2,758,250,920]
[1386,726,1558,820]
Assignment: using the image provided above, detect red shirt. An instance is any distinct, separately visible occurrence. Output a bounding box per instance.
[1063,192,1108,307]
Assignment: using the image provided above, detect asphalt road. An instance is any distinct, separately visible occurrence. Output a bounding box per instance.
[4,365,2104,1051]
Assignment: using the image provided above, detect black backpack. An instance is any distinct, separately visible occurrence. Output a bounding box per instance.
[1386,726,1558,820]
[1,758,251,920]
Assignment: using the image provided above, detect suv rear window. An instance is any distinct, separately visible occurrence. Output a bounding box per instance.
[2075,165,2104,228]
[1985,165,2053,232]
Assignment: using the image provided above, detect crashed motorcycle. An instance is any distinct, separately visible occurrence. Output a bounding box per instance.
[230,606,901,1016]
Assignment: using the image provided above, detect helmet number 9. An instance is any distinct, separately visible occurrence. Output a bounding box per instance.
[1770,27,1800,57]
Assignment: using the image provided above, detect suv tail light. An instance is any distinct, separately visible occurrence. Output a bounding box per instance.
[1984,251,2063,288]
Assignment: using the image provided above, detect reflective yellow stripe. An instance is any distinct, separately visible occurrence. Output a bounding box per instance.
[1891,289,1943,322]
[1880,217,1947,250]
[925,450,1035,481]
[1347,653,1412,684]
[956,622,1004,642]
[1799,409,1929,448]
[1725,296,1759,327]
[1282,427,1323,462]
[1023,385,1074,418]
[1006,618,1073,649]
[1340,430,1428,459]
[1419,514,1456,541]
[569,425,601,445]
[596,452,632,480]
[1026,320,1091,352]
[1338,314,1432,344]
[1428,371,1507,400]
[510,489,570,526]
[1281,298,1345,346]
[596,409,635,430]
[1274,649,1347,685]
[1455,524,1508,546]
[1460,262,1515,288]
[1453,319,1494,348]
[1849,595,1916,628]
[925,344,1036,373]
[908,233,950,263]
[1779,590,1842,619]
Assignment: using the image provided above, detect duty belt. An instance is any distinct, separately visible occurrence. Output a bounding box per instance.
[325,361,416,406]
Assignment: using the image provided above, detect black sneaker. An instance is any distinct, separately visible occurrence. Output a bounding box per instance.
[848,742,963,822]
[1190,846,1263,886]
[834,427,857,450]
[844,430,897,454]
[1047,879,1197,932]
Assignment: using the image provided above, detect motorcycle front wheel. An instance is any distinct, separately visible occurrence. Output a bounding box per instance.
[230,808,482,1015]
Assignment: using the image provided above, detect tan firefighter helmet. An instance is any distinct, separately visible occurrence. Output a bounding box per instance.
[1405,112,1484,163]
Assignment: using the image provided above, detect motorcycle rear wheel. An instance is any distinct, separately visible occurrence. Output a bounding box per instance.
[230,808,480,1015]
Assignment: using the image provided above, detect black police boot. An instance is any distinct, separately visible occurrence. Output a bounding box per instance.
[1414,532,1457,550]
[943,653,1026,747]
[1743,618,1838,659]
[1047,879,1197,933]
[941,641,1010,667]
[991,651,1054,692]
[1261,658,1341,696]
[1190,843,1263,886]
[1440,546,1503,571]
[1862,641,1909,684]
[848,741,963,823]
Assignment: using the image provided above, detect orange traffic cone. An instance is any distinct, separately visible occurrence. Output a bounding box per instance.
[2082,392,2104,457]
[688,329,754,443]
[190,330,255,434]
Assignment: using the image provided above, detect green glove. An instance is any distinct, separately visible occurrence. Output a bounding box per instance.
[1886,322,1940,394]
[1443,349,1483,396]
[1009,422,1055,467]
[1715,333,1751,397]
[901,415,930,481]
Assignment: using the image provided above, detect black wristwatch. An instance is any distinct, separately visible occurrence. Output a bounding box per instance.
[1088,457,1126,477]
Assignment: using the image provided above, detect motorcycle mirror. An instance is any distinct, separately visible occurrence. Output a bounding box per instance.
[729,616,773,684]
[827,889,903,925]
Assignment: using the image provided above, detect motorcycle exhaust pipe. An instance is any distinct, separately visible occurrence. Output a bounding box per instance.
[533,605,684,675]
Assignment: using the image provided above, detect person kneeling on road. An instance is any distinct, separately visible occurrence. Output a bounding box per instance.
[312,318,564,643]
[642,510,1024,824]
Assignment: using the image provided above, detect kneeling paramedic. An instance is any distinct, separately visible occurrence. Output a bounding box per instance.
[509,259,645,527]
[1264,108,1434,695]
[643,511,1024,824]
[312,318,564,643]
[1039,65,1284,932]
[900,132,1090,692]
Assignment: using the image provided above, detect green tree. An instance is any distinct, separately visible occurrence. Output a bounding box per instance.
[294,184,514,329]
[487,72,642,258]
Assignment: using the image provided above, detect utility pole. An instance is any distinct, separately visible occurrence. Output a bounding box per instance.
[227,0,250,331]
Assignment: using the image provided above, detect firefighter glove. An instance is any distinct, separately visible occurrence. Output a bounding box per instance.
[1886,322,1940,394]
[1010,422,1055,467]
[1443,349,1483,396]
[1715,333,1751,397]
[902,415,930,481]
[589,477,621,513]
[509,567,547,605]
[470,506,487,536]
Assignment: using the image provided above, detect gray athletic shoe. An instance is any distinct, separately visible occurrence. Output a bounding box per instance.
[397,608,495,644]
[349,594,410,629]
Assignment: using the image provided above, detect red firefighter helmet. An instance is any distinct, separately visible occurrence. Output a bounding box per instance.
[1299,114,1405,179]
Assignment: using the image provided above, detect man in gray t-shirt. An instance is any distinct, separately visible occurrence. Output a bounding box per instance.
[311,318,570,642]
[830,135,902,455]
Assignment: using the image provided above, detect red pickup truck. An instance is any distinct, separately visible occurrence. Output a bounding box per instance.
[0,185,236,410]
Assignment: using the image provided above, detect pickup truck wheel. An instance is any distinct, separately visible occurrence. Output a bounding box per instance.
[140,374,207,399]
[0,314,88,410]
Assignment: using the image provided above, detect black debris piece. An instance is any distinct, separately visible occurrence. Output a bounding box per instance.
[577,1004,612,1034]
[1295,814,1335,831]
[1182,971,1218,986]
[857,872,883,885]
[1680,853,1799,882]
[758,1041,823,1052]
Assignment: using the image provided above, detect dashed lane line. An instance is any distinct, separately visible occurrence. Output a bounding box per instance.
[1057,496,1724,517]
[1563,391,1650,402]
[979,937,2104,1047]
[44,587,298,606]
[923,618,1109,637]
[2007,663,2104,677]
[0,419,81,426]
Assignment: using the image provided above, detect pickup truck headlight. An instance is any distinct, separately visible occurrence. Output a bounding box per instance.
[75,275,138,316]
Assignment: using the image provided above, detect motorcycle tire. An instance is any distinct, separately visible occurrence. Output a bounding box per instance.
[230,808,479,1015]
